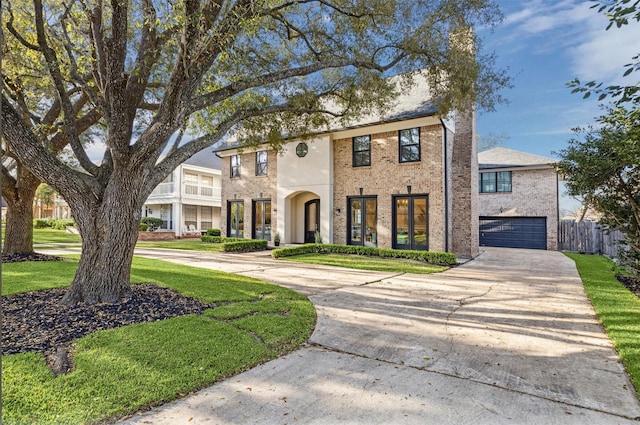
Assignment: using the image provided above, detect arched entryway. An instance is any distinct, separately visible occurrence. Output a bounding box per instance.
[282,191,322,244]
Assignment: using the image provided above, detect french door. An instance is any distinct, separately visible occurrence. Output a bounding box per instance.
[348,197,377,247]
[253,200,272,241]
[304,199,320,243]
[393,195,428,250]
[227,201,244,237]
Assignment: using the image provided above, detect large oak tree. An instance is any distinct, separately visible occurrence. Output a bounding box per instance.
[2,0,509,304]
[2,0,101,254]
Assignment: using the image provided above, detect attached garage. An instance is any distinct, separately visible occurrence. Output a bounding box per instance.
[479,217,547,250]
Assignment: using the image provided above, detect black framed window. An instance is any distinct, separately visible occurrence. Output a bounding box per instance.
[353,135,371,167]
[252,199,271,241]
[231,155,240,178]
[256,151,267,176]
[393,195,428,250]
[399,128,420,163]
[347,196,377,247]
[479,171,512,193]
[227,200,244,237]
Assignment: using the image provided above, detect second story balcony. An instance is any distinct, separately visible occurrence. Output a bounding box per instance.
[148,182,220,201]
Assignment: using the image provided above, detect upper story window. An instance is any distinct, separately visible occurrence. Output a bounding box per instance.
[353,135,371,167]
[399,128,420,163]
[184,172,199,195]
[200,175,214,197]
[231,155,240,178]
[184,172,198,183]
[479,171,512,193]
[256,150,268,176]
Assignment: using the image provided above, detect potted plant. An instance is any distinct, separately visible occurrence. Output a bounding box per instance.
[273,232,281,247]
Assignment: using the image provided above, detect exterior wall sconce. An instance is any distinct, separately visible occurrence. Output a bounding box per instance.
[359,187,364,196]
[407,185,412,194]
[234,194,237,199]
[334,207,341,214]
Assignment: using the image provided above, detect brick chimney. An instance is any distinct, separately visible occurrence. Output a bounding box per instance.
[450,109,479,259]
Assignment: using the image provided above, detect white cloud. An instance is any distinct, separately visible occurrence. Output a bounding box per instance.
[569,23,640,84]
[494,0,640,85]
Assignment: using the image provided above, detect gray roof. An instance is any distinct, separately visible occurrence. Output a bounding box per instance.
[184,147,222,169]
[338,73,437,128]
[216,72,437,152]
[478,147,556,170]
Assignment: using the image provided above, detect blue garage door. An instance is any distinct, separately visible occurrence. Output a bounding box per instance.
[480,217,547,250]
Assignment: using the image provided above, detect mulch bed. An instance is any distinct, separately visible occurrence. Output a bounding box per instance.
[2,253,216,374]
[617,274,640,297]
[1,252,71,263]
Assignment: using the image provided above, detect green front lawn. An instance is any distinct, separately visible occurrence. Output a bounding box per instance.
[0,227,82,245]
[32,228,82,244]
[281,253,448,274]
[566,253,640,397]
[2,257,315,425]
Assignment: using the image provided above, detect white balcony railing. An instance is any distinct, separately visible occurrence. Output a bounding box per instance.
[184,184,219,198]
[149,182,219,199]
[149,182,175,196]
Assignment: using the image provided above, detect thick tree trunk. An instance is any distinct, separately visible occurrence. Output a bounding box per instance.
[2,171,40,254]
[62,171,145,305]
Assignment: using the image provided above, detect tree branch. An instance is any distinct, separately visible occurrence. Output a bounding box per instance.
[5,1,41,51]
[33,0,99,176]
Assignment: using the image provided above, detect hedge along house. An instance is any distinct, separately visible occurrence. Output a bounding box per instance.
[215,74,479,258]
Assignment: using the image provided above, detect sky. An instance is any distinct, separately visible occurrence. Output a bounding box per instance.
[476,0,640,160]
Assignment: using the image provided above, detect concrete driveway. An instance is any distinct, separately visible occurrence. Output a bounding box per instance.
[117,247,640,424]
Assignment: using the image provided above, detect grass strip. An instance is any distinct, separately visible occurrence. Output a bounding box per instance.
[565,253,640,397]
[280,253,448,274]
[32,228,82,244]
[2,256,315,424]
[135,239,225,252]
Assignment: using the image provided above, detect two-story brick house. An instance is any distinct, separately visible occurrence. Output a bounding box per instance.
[215,75,479,258]
[478,147,559,250]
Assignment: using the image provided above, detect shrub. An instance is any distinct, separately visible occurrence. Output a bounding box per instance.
[200,235,268,252]
[206,228,221,236]
[272,244,457,266]
[141,217,163,231]
[139,223,149,231]
[36,219,76,230]
[33,219,49,229]
[221,239,268,252]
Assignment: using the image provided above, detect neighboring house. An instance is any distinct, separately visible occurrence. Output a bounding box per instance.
[478,147,559,250]
[54,194,71,219]
[215,74,479,258]
[142,148,222,237]
[53,148,223,238]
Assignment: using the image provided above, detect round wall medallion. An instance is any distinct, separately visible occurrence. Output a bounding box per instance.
[296,142,308,158]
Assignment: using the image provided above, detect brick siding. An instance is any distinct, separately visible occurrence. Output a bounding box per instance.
[220,149,278,240]
[332,125,447,251]
[479,168,558,250]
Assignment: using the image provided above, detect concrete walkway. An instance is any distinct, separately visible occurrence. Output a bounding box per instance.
[48,246,640,424]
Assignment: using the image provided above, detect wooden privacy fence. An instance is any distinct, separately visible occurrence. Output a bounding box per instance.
[559,220,627,257]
